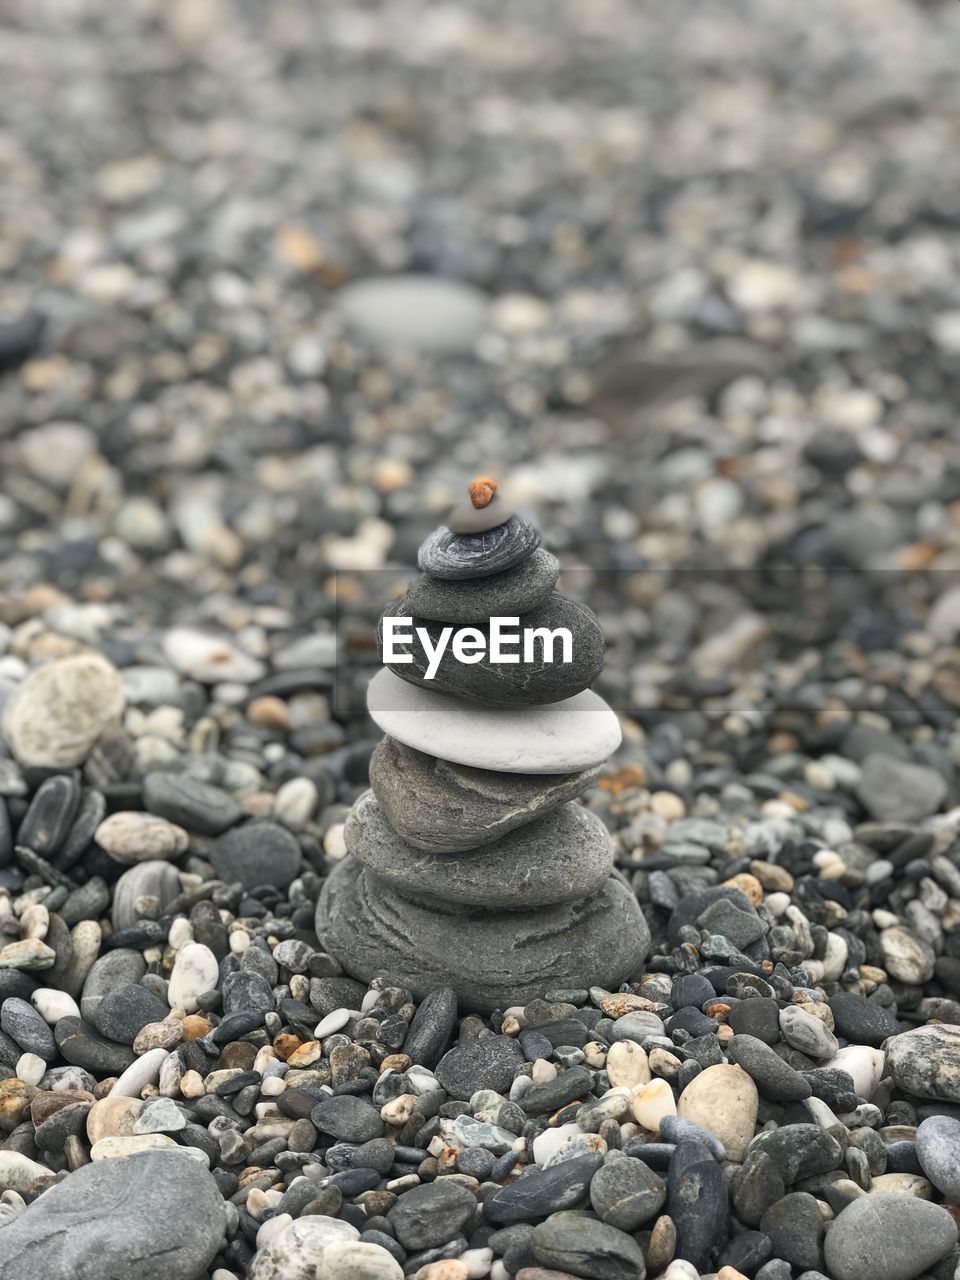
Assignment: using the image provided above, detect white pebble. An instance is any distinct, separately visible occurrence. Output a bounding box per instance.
[167,942,219,1014]
[631,1078,677,1134]
[314,1008,350,1038]
[31,989,80,1024]
[461,1247,495,1279]
[109,1048,170,1098]
[15,1054,45,1086]
[168,917,193,949]
[825,1046,885,1100]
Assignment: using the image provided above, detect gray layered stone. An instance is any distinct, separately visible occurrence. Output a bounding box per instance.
[823,1193,958,1280]
[0,1150,224,1280]
[369,736,597,853]
[403,549,560,623]
[111,860,183,932]
[417,516,540,580]
[315,857,649,1013]
[379,592,604,706]
[346,790,613,908]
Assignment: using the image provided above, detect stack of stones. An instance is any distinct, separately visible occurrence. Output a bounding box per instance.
[317,478,650,1011]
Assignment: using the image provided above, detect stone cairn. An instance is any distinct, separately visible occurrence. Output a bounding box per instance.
[317,478,650,1012]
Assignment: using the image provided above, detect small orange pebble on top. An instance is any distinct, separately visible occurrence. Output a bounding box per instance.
[468,475,498,508]
[380,1053,412,1074]
[723,872,763,908]
[597,763,647,794]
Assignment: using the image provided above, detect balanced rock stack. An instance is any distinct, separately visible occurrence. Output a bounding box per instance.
[317,478,650,1011]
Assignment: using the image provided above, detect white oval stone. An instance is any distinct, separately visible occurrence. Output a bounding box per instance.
[367,669,622,774]
[631,1077,677,1134]
[315,1240,403,1280]
[168,942,219,1014]
[15,1054,45,1086]
[1,654,126,768]
[825,1045,885,1100]
[314,1008,351,1039]
[337,275,489,354]
[533,1121,582,1167]
[163,629,265,684]
[248,1217,359,1280]
[30,988,81,1024]
[677,1063,758,1161]
[109,1047,170,1098]
[95,812,189,863]
[606,1040,651,1090]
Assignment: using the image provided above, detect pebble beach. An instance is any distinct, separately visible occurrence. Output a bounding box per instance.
[4,2,960,1279]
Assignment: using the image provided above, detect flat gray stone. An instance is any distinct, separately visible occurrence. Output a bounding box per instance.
[337,274,489,354]
[823,1193,957,1280]
[0,1149,224,1280]
[403,549,560,623]
[346,790,613,908]
[531,1210,647,1280]
[856,753,948,822]
[418,516,540,580]
[917,1115,960,1201]
[367,670,622,774]
[369,736,597,853]
[379,592,604,706]
[315,857,649,1014]
[142,771,242,836]
[210,821,301,890]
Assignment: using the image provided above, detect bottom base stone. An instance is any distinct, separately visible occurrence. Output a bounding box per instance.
[315,856,650,1013]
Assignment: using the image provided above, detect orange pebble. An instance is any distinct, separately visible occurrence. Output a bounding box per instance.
[181,1015,213,1041]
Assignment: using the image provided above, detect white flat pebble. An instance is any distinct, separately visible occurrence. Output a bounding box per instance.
[314,1008,351,1038]
[367,668,622,774]
[109,1047,170,1097]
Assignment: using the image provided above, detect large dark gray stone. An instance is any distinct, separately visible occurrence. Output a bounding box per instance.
[404,549,559,623]
[418,516,540,580]
[386,1179,477,1249]
[346,791,612,908]
[823,1193,958,1280]
[315,857,649,1014]
[379,592,604,706]
[435,1035,524,1101]
[0,1150,224,1280]
[210,821,301,890]
[370,737,597,853]
[530,1210,647,1280]
[485,1154,603,1224]
[142,771,242,836]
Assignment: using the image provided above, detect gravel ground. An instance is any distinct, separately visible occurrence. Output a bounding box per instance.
[4,2,960,1279]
